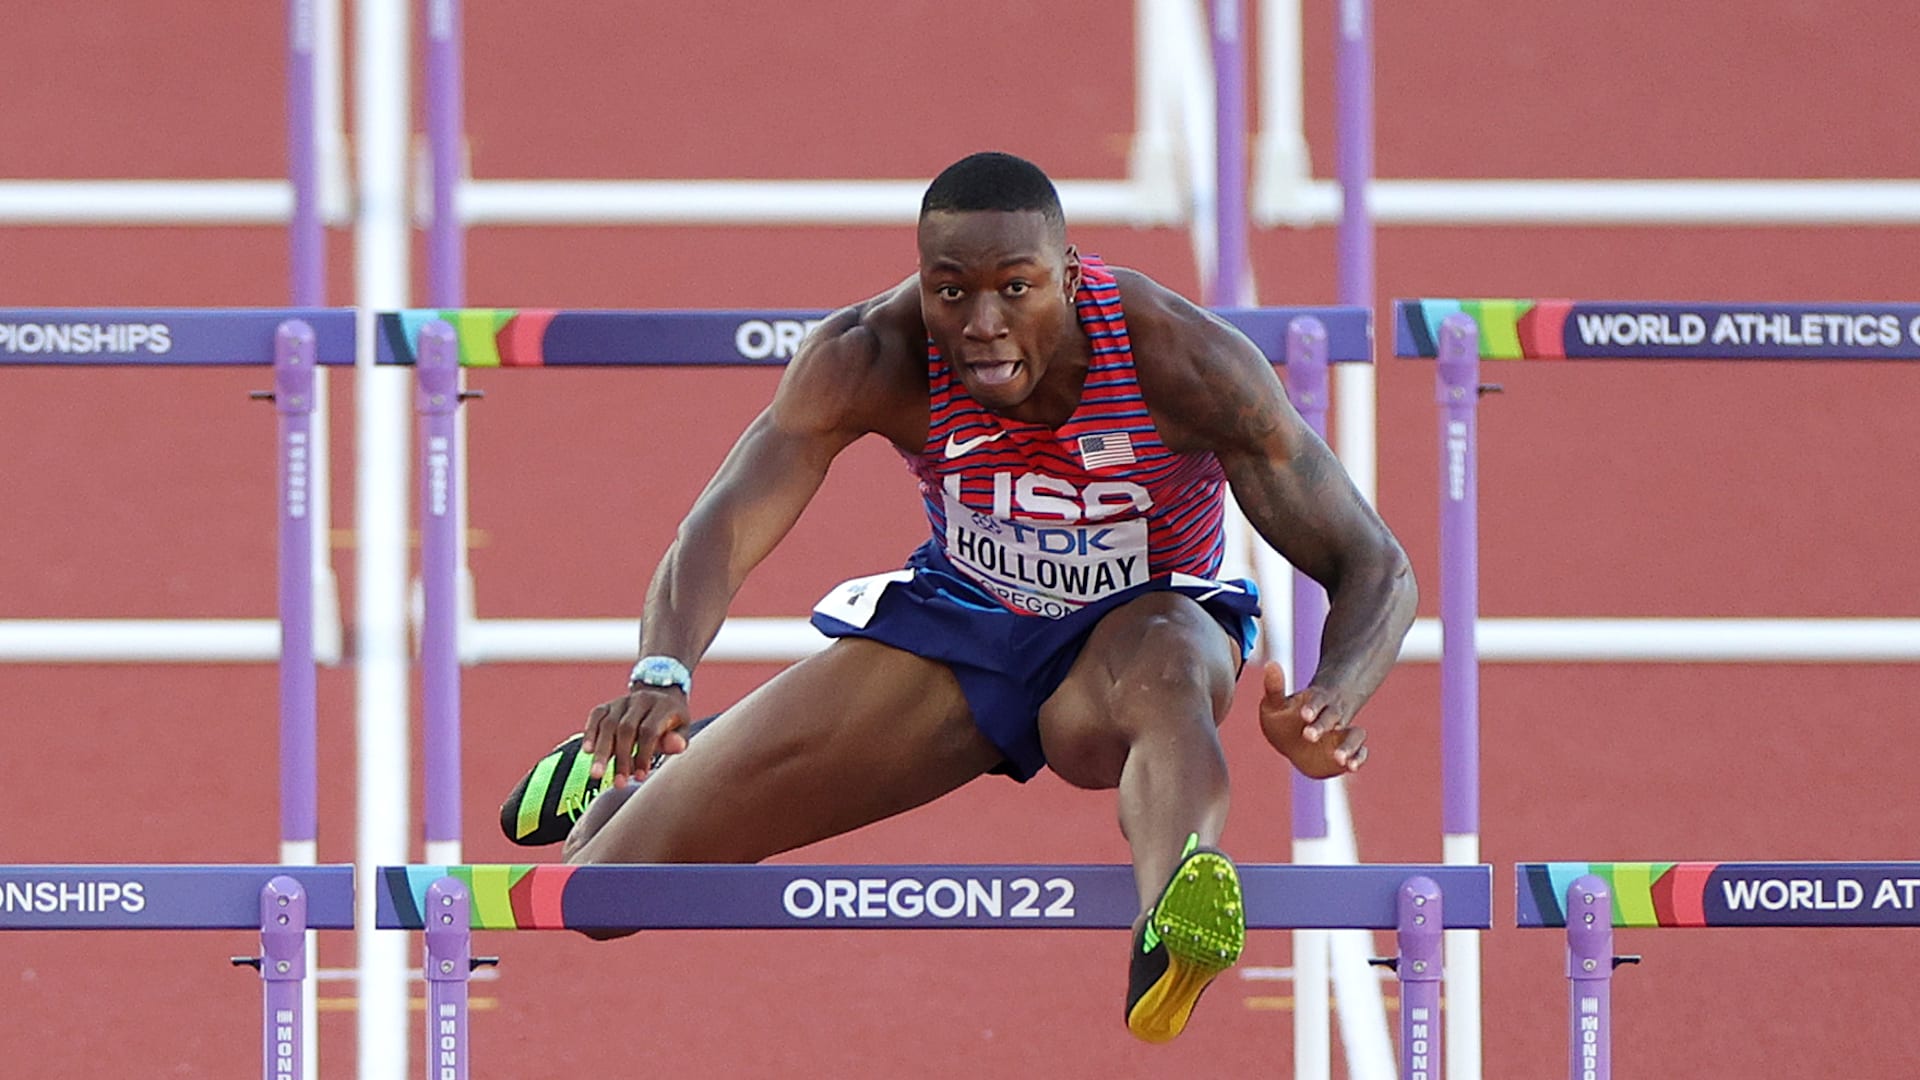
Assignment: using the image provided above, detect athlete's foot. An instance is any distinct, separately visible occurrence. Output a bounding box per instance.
[498,715,717,847]
[1124,835,1245,1043]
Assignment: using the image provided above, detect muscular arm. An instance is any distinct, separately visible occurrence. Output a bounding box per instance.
[586,285,926,782]
[1122,271,1416,770]
[642,290,921,665]
[1220,408,1415,707]
[637,406,844,664]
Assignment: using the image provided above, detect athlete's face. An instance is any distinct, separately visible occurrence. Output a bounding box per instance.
[917,209,1083,416]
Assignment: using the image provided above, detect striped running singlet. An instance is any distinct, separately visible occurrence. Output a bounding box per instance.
[909,256,1229,618]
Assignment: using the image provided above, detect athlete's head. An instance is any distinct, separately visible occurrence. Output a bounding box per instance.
[917,152,1084,417]
[920,151,1066,235]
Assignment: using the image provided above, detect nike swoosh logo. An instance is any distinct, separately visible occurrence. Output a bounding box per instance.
[943,430,1008,460]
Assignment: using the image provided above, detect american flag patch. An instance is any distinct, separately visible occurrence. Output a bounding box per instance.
[1077,431,1137,469]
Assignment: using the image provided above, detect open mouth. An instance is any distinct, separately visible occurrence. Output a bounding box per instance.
[964,359,1024,387]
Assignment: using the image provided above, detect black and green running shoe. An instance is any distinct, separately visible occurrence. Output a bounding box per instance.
[1125,835,1245,1043]
[498,715,716,846]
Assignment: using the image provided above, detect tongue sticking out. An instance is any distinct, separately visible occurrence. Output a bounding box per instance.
[971,361,1022,387]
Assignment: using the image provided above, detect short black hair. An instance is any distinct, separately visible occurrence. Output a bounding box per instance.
[920,152,1064,228]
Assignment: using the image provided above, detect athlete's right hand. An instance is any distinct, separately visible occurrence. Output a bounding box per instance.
[582,687,694,786]
[1258,661,1368,779]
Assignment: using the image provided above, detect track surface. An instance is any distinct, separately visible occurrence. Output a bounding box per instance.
[3,3,1918,1076]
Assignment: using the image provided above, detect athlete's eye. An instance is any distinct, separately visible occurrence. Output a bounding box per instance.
[1005,281,1031,297]
[936,285,963,301]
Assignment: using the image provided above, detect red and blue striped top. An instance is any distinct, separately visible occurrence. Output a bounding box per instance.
[906,256,1228,617]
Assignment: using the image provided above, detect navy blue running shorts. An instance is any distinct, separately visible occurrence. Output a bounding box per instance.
[809,540,1260,781]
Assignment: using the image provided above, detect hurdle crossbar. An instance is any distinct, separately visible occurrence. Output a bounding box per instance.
[379,862,1491,932]
[0,865,354,1080]
[380,862,1487,1080]
[1518,861,1920,1080]
[372,306,1373,368]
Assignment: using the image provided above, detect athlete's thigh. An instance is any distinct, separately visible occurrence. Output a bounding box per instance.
[572,636,1002,864]
[1035,591,1241,788]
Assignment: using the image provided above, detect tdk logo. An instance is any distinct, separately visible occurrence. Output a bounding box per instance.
[0,322,172,355]
[733,318,823,361]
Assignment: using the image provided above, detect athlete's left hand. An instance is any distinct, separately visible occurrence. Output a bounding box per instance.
[1258,660,1367,779]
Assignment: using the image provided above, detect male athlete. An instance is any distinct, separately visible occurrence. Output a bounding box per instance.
[500,152,1416,1043]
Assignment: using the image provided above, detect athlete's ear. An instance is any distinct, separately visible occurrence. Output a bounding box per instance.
[1062,244,1082,298]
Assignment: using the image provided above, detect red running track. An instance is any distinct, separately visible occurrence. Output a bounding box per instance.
[2,2,1919,1076]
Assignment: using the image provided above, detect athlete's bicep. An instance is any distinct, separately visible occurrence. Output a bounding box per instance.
[1139,301,1389,587]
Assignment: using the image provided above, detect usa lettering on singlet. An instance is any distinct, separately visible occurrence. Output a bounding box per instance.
[910,256,1229,618]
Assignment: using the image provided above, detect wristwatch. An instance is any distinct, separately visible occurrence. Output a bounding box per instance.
[628,655,692,696]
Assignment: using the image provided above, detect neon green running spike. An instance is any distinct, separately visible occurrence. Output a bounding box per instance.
[499,734,607,846]
[1125,836,1245,1043]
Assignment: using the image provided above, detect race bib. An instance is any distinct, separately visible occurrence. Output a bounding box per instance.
[941,492,1148,618]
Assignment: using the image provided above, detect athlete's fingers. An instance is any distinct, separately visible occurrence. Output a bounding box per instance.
[1332,726,1368,770]
[604,696,650,787]
[630,703,687,781]
[595,699,639,784]
[582,700,616,779]
[1300,692,1349,743]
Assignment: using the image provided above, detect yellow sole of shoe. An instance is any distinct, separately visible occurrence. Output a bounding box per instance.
[1127,952,1231,1043]
[1126,851,1245,1043]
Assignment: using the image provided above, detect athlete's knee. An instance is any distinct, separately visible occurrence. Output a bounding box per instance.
[1098,595,1237,719]
[1040,595,1236,787]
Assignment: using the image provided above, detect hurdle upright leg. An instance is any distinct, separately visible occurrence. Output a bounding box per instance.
[1434,311,1485,1080]
[1396,876,1443,1080]
[257,876,310,1080]
[415,318,467,872]
[1286,314,1337,1080]
[423,877,473,1080]
[1565,875,1614,1080]
[271,318,324,1080]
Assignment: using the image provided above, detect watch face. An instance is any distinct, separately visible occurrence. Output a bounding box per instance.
[632,657,690,692]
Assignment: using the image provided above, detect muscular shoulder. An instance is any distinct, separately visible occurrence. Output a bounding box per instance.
[1109,266,1290,456]
[773,279,929,448]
